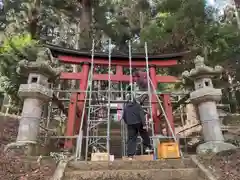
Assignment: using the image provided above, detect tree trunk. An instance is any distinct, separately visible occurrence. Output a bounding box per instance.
[228,73,238,113]
[29,0,40,39]
[71,22,81,89]
[79,0,92,49]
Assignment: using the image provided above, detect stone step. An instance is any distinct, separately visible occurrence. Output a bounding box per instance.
[67,158,196,171]
[110,138,122,158]
[64,168,200,180]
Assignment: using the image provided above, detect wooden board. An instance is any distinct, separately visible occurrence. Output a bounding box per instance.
[91,153,114,161]
[91,153,109,161]
[122,154,154,161]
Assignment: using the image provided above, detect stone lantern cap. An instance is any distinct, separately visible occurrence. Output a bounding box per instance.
[18,83,53,101]
[17,47,64,100]
[16,47,61,80]
[182,55,223,80]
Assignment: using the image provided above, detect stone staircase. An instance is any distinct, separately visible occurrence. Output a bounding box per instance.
[110,136,122,158]
[63,158,209,180]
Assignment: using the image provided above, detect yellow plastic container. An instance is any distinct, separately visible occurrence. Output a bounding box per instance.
[158,142,180,159]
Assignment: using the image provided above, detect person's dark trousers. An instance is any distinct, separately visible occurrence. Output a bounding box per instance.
[127,123,152,157]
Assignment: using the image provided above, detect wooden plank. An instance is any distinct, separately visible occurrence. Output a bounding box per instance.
[122,154,154,161]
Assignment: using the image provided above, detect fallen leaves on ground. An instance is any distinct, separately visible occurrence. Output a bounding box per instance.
[199,148,240,180]
[0,116,56,180]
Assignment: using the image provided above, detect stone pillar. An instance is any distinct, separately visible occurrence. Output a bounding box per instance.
[182,55,236,154]
[5,48,60,155]
[17,98,43,143]
[17,73,53,144]
[198,101,224,142]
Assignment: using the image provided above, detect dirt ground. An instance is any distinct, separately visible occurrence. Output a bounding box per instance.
[198,148,240,180]
[0,116,56,180]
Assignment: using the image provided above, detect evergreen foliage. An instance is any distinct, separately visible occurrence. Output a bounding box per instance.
[0,0,239,107]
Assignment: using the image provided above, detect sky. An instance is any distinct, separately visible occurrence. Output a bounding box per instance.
[207,0,216,5]
[0,0,3,10]
[207,0,233,7]
[206,0,235,16]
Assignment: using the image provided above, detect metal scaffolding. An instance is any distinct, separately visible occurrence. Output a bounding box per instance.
[73,39,181,160]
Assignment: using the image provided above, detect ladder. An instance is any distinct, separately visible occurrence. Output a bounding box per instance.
[76,39,112,160]
[144,42,156,154]
[121,41,134,156]
[144,42,182,157]
[121,42,156,155]
[75,39,95,160]
[122,42,180,157]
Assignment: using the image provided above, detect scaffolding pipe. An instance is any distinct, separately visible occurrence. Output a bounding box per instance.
[144,42,156,154]
[79,39,95,160]
[128,41,133,101]
[106,39,112,158]
[149,78,183,157]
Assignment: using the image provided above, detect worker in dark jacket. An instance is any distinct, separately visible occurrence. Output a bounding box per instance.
[122,98,153,159]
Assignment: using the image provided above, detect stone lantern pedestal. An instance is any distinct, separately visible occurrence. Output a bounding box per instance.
[5,48,60,155]
[182,56,236,154]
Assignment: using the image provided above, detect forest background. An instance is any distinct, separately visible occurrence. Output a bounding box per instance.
[0,0,240,113]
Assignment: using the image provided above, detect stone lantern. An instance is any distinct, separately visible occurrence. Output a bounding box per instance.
[6,48,60,155]
[182,55,236,154]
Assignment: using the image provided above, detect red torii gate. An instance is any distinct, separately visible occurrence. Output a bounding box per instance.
[48,44,186,150]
